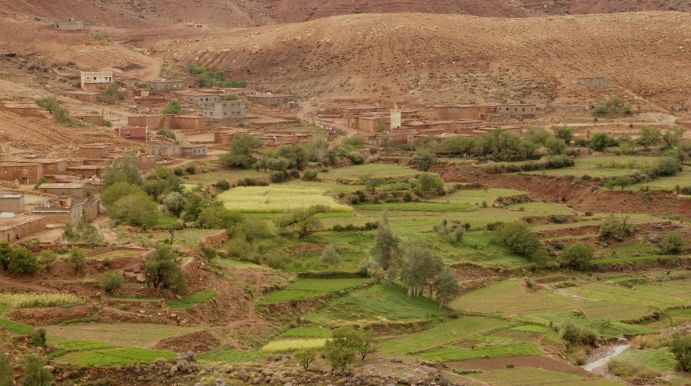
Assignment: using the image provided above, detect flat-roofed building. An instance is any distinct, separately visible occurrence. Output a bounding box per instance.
[37,182,86,198]
[0,187,25,213]
[203,100,246,120]
[0,213,47,243]
[80,71,113,91]
[78,144,111,159]
[181,144,208,158]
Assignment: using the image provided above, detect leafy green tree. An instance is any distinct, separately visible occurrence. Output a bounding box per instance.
[671,334,691,371]
[353,329,376,360]
[411,149,438,171]
[320,245,340,267]
[434,267,461,307]
[562,242,594,270]
[661,232,685,255]
[110,193,159,228]
[495,222,542,259]
[103,153,143,187]
[0,354,11,386]
[274,206,325,238]
[277,144,309,170]
[162,100,182,115]
[414,173,444,197]
[649,156,681,177]
[7,247,38,275]
[98,271,124,293]
[555,127,573,144]
[35,96,77,126]
[545,137,567,155]
[101,182,145,208]
[20,355,52,386]
[589,132,613,151]
[359,176,386,194]
[143,167,182,199]
[164,192,187,218]
[324,327,357,373]
[661,127,685,150]
[0,242,12,271]
[68,248,86,275]
[599,215,635,240]
[526,126,551,145]
[399,244,443,297]
[638,127,661,150]
[197,202,243,229]
[63,218,102,244]
[220,133,263,169]
[605,175,634,190]
[30,329,46,348]
[142,244,186,293]
[370,214,399,271]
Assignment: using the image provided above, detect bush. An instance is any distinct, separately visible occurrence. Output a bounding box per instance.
[270,171,291,183]
[495,222,542,259]
[589,132,614,151]
[197,203,243,229]
[671,334,691,371]
[142,244,186,293]
[0,354,11,386]
[320,245,340,267]
[555,127,573,144]
[157,128,176,140]
[68,248,86,274]
[35,96,77,127]
[324,327,357,373]
[7,247,38,275]
[559,322,597,346]
[215,180,230,191]
[162,100,182,115]
[30,328,46,347]
[562,242,594,270]
[294,348,317,370]
[163,192,187,218]
[347,152,364,165]
[101,182,145,208]
[98,271,125,293]
[648,156,681,177]
[110,193,159,228]
[20,355,52,386]
[661,232,685,255]
[302,169,318,181]
[411,150,437,171]
[599,215,635,240]
[591,96,634,117]
[414,173,444,197]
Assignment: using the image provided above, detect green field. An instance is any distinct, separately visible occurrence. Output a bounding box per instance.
[167,289,216,310]
[44,323,201,348]
[261,278,371,304]
[417,341,543,361]
[629,168,691,191]
[469,368,621,386]
[56,347,175,366]
[261,338,329,353]
[526,155,658,178]
[319,164,421,181]
[185,169,270,185]
[278,326,332,338]
[0,318,34,335]
[217,185,352,213]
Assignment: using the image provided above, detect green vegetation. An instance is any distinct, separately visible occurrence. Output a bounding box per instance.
[21,355,52,386]
[217,185,351,212]
[35,96,79,126]
[470,368,620,386]
[262,338,329,353]
[592,96,635,117]
[56,347,175,366]
[98,271,125,294]
[0,319,35,335]
[261,278,370,304]
[418,341,542,361]
[167,289,216,310]
[279,326,332,339]
[188,62,246,88]
[0,292,84,309]
[162,100,182,115]
[142,244,186,294]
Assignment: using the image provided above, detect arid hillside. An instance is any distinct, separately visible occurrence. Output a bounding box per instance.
[0,0,688,27]
[148,12,691,112]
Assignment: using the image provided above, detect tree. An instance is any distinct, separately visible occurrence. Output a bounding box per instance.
[162,100,182,115]
[220,133,263,169]
[103,153,142,187]
[98,271,124,293]
[324,327,357,373]
[320,245,340,267]
[599,215,635,240]
[411,150,438,171]
[545,137,567,155]
[661,232,685,255]
[274,206,325,238]
[434,267,461,307]
[555,127,573,144]
[35,96,76,126]
[359,176,386,194]
[605,175,634,190]
[197,202,243,229]
[68,248,86,274]
[589,132,613,151]
[562,242,594,270]
[102,182,145,208]
[164,192,187,218]
[495,222,542,259]
[7,247,38,275]
[0,354,11,386]
[526,126,551,145]
[370,214,399,271]
[142,244,186,293]
[143,167,182,199]
[0,242,12,271]
[294,348,317,370]
[649,156,681,177]
[110,193,159,228]
[671,334,691,372]
[638,127,661,150]
[399,245,443,297]
[414,173,444,197]
[661,127,685,150]
[354,329,376,361]
[20,355,52,386]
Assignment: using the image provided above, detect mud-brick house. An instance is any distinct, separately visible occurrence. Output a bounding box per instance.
[119,126,149,142]
[147,79,187,93]
[37,182,86,198]
[32,197,89,225]
[181,144,208,158]
[80,71,113,91]
[0,187,25,213]
[0,162,42,184]
[247,94,296,109]
[146,143,182,158]
[203,100,246,120]
[34,159,68,175]
[78,144,111,159]
[0,214,47,243]
[67,165,105,178]
[499,104,537,120]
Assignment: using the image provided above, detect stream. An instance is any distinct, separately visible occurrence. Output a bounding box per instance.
[583,338,630,376]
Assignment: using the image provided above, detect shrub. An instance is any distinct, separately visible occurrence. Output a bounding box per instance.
[7,247,38,275]
[302,169,318,181]
[157,128,176,140]
[20,355,52,386]
[30,328,46,347]
[110,193,159,228]
[545,137,567,155]
[495,222,541,258]
[414,173,444,197]
[347,152,364,165]
[671,333,691,371]
[589,132,614,151]
[98,271,125,293]
[599,215,635,240]
[591,96,634,117]
[648,156,681,177]
[35,96,77,127]
[101,182,145,208]
[555,127,573,144]
[294,348,317,370]
[215,179,230,191]
[68,248,86,274]
[661,232,685,255]
[0,354,11,386]
[185,165,196,175]
[163,192,187,218]
[162,100,182,115]
[559,322,597,346]
[411,150,437,171]
[142,244,186,293]
[324,327,357,373]
[320,245,340,267]
[220,133,262,169]
[562,242,594,270]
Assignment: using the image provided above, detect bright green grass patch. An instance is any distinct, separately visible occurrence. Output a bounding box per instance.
[320,164,421,181]
[44,323,201,348]
[418,342,542,361]
[48,340,115,358]
[185,169,270,185]
[279,326,332,339]
[510,325,548,334]
[379,316,511,354]
[616,348,677,373]
[0,318,34,335]
[56,347,175,367]
[217,185,351,213]
[261,278,370,304]
[525,155,658,178]
[430,188,525,207]
[0,293,85,309]
[306,284,448,324]
[261,338,328,353]
[198,349,265,363]
[628,168,691,191]
[469,367,621,386]
[539,312,651,339]
[155,215,179,227]
[167,289,216,310]
[355,201,474,212]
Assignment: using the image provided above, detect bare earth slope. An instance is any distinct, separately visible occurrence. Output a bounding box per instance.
[150,12,691,111]
[0,0,688,27]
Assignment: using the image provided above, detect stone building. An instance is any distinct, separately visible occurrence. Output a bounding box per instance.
[37,183,86,198]
[203,100,246,120]
[78,144,111,159]
[0,214,47,243]
[147,80,187,92]
[247,94,296,109]
[119,126,149,142]
[498,104,536,120]
[80,71,113,91]
[181,144,208,158]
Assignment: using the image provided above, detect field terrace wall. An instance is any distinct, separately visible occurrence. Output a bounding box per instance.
[247,94,296,109]
[1,104,47,118]
[676,118,691,130]
[0,214,47,243]
[127,115,207,131]
[63,91,99,103]
[54,18,85,31]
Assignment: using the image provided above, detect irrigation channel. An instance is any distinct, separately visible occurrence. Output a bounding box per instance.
[583,338,630,377]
